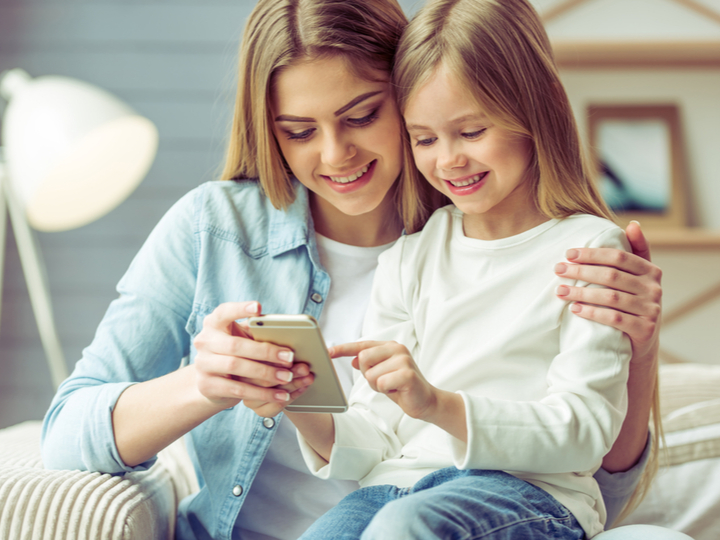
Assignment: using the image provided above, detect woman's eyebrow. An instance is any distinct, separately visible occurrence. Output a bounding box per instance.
[274,114,315,122]
[274,90,384,122]
[334,91,383,116]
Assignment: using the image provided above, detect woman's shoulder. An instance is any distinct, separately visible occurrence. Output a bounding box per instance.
[191,179,273,219]
[179,179,310,238]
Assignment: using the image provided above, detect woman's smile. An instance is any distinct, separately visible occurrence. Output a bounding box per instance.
[325,161,372,184]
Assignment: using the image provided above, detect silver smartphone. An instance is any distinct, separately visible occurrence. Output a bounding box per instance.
[248,314,348,413]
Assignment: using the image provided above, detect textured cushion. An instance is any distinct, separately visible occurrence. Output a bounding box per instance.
[0,421,199,540]
[619,363,720,540]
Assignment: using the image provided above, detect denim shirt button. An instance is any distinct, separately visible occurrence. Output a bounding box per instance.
[263,417,275,429]
[232,485,243,497]
[311,293,323,303]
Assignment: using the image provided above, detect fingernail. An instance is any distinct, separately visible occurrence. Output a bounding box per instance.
[565,249,579,261]
[630,220,641,228]
[554,263,567,274]
[275,392,290,402]
[277,370,293,383]
[570,303,582,313]
[248,302,259,314]
[297,364,309,376]
[278,351,294,364]
[556,285,570,296]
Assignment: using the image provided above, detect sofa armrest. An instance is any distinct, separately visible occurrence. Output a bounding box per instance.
[0,420,199,540]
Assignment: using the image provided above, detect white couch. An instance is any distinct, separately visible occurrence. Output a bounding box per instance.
[1,362,719,539]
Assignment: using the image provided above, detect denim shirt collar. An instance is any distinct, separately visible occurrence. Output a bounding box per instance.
[266,179,315,258]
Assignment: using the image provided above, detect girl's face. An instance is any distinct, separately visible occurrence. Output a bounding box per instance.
[271,56,403,225]
[404,65,542,240]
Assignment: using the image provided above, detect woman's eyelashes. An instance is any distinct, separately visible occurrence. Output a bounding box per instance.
[286,128,315,141]
[282,107,382,142]
[347,108,380,127]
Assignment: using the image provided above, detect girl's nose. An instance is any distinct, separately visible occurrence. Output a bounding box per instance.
[437,143,466,171]
[322,134,357,167]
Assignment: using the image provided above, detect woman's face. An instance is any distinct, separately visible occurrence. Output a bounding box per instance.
[271,56,403,221]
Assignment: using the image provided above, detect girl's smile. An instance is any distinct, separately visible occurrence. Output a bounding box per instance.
[442,171,488,194]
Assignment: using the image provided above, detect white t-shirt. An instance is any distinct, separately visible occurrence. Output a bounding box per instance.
[234,233,395,540]
[299,208,632,538]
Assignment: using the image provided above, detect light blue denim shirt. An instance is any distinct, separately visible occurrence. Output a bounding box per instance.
[41,179,330,540]
[40,178,646,539]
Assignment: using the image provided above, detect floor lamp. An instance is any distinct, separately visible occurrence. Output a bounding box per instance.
[0,69,158,390]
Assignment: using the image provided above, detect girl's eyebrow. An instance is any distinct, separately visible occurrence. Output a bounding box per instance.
[274,91,383,122]
[406,113,488,132]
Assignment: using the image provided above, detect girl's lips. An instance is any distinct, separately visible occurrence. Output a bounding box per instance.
[444,171,488,196]
[321,160,377,193]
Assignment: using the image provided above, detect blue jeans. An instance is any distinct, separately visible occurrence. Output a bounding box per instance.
[299,468,585,540]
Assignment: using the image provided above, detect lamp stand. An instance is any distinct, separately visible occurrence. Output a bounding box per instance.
[0,156,68,390]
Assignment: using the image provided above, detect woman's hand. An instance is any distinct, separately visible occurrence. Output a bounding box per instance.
[554,221,661,360]
[192,301,311,409]
[243,363,315,418]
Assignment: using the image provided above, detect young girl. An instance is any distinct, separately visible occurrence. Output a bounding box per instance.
[286,0,657,538]
[40,1,662,539]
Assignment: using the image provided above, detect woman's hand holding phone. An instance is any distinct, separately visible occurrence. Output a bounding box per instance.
[192,301,313,410]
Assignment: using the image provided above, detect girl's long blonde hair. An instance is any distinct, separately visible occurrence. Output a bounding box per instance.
[220,0,434,233]
[394,0,661,519]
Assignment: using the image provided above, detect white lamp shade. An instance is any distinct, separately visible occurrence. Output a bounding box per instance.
[1,69,158,231]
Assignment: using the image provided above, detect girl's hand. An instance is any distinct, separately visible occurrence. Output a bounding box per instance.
[192,301,303,409]
[555,221,661,360]
[330,341,438,420]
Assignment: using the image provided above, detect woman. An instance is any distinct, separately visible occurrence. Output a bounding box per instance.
[41,1,662,539]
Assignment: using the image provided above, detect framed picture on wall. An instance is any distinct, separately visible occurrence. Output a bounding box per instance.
[587,104,689,228]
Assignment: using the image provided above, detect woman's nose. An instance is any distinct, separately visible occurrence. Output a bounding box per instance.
[322,134,357,167]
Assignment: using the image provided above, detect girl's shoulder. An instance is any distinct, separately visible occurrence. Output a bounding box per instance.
[380,204,456,266]
[557,214,629,250]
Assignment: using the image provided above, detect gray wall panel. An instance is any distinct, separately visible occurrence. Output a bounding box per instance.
[0,0,253,428]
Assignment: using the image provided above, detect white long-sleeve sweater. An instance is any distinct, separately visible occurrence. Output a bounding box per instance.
[298,206,632,538]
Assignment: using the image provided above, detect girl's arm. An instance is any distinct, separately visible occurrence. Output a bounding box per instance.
[554,222,661,471]
[284,412,336,462]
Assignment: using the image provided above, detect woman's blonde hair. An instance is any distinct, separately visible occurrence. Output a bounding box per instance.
[394,0,661,517]
[220,0,433,233]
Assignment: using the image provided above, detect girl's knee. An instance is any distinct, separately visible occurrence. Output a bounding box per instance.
[360,497,437,540]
